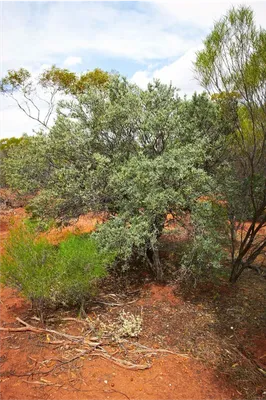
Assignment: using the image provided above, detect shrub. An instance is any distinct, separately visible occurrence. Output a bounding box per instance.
[0,222,58,317]
[0,222,116,319]
[56,234,116,309]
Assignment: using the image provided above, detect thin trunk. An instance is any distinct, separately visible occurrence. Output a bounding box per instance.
[146,247,163,281]
[229,260,245,283]
[229,207,266,282]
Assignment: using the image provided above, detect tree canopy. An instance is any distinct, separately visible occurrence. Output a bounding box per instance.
[3,74,228,279]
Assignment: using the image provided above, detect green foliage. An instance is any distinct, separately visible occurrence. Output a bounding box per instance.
[0,223,57,313]
[24,217,55,233]
[74,68,110,92]
[39,65,77,92]
[2,73,228,279]
[39,66,109,94]
[56,235,116,305]
[95,144,214,277]
[180,200,229,283]
[0,222,116,316]
[195,5,266,281]
[0,68,31,92]
[0,136,28,187]
[3,134,50,193]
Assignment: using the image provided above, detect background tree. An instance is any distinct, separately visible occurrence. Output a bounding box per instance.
[195,5,266,282]
[0,135,28,187]
[0,67,110,130]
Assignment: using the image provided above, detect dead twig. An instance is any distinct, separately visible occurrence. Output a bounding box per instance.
[0,318,100,346]
[104,389,130,400]
[92,351,150,370]
[22,379,62,387]
[129,348,189,358]
[92,299,138,307]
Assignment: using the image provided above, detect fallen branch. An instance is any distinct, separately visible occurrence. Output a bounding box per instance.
[92,299,138,307]
[92,351,150,370]
[0,318,100,346]
[22,379,62,387]
[129,348,189,357]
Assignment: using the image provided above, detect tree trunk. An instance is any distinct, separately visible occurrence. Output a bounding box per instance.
[229,259,247,283]
[146,247,163,281]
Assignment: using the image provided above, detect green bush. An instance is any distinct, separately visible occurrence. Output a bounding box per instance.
[0,222,116,318]
[56,234,116,307]
[0,223,58,316]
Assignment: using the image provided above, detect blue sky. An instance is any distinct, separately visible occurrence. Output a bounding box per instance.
[1,1,266,138]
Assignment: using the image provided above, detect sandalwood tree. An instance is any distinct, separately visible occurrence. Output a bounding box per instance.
[3,75,228,279]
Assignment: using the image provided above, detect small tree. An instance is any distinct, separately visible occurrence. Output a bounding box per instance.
[0,67,110,130]
[3,75,223,279]
[195,6,266,282]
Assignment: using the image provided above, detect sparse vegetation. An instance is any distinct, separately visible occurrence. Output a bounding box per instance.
[0,222,116,319]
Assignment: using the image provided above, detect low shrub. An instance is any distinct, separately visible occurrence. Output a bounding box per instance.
[56,234,116,309]
[0,222,58,317]
[0,222,116,319]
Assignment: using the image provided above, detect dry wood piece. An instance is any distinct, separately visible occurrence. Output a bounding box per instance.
[0,318,101,346]
[129,348,189,357]
[92,351,151,370]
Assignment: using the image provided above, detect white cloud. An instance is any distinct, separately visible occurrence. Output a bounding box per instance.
[131,47,203,97]
[0,103,41,139]
[1,1,266,137]
[156,1,266,30]
[1,2,200,71]
[131,1,266,96]
[63,57,82,67]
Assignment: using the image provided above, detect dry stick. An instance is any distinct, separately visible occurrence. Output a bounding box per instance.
[2,352,89,379]
[47,317,92,326]
[104,389,130,400]
[22,380,62,387]
[92,299,138,307]
[0,317,100,346]
[129,348,189,358]
[91,351,150,370]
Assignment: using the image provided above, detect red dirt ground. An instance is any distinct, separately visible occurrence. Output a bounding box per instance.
[0,207,242,400]
[0,283,241,400]
[0,284,239,400]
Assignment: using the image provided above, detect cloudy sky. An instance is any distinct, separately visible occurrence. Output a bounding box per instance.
[1,0,266,138]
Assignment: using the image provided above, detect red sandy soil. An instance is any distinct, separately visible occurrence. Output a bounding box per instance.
[0,284,239,400]
[42,212,107,245]
[1,199,265,400]
[0,207,240,400]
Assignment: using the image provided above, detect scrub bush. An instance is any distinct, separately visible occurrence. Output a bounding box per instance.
[0,222,116,319]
